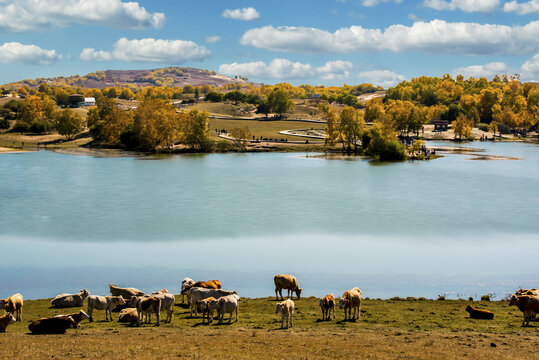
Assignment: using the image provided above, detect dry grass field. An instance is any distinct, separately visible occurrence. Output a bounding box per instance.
[1,296,537,359]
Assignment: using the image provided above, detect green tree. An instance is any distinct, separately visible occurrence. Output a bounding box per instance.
[268,88,294,116]
[179,109,211,149]
[55,108,83,140]
[230,127,251,151]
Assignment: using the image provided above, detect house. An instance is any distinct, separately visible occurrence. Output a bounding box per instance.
[67,94,84,107]
[84,97,96,106]
[433,120,449,131]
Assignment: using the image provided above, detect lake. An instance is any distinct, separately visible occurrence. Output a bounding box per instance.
[1,141,538,300]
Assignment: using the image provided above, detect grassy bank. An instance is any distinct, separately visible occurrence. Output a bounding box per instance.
[1,296,537,359]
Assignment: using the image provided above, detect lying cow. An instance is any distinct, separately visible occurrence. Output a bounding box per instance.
[339,287,362,321]
[54,310,89,324]
[133,296,161,326]
[181,278,195,304]
[51,289,89,308]
[0,313,16,332]
[210,294,240,324]
[276,299,294,329]
[28,316,79,334]
[188,288,237,317]
[509,294,539,327]
[465,305,494,320]
[118,308,138,323]
[181,280,222,299]
[274,274,302,300]
[0,293,23,321]
[515,288,539,296]
[109,284,145,299]
[200,297,217,324]
[319,294,336,320]
[87,295,126,322]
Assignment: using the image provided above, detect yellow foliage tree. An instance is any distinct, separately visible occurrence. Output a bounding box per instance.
[452,114,474,140]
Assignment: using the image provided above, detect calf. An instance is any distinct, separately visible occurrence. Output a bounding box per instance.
[28,316,79,334]
[118,308,138,323]
[0,313,16,332]
[135,296,161,326]
[339,287,362,321]
[0,293,23,321]
[319,294,336,320]
[465,305,494,320]
[509,294,539,327]
[54,310,89,324]
[276,299,294,329]
[188,288,237,317]
[87,295,126,322]
[274,274,302,300]
[51,289,89,308]
[181,278,195,304]
[211,294,240,324]
[199,297,217,324]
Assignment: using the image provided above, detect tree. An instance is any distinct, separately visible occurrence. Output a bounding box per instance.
[489,121,499,139]
[339,106,364,152]
[179,108,211,149]
[478,88,501,123]
[55,108,83,140]
[101,107,133,145]
[230,127,251,151]
[452,114,474,140]
[134,98,178,150]
[318,103,339,146]
[256,101,270,118]
[119,88,135,100]
[268,88,294,116]
[364,98,384,122]
[17,95,43,123]
[205,92,224,102]
[407,139,426,158]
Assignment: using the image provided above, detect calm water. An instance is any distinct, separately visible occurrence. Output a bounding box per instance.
[1,141,538,299]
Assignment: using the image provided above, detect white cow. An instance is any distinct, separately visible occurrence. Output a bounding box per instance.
[339,287,362,321]
[276,299,294,329]
[181,278,195,304]
[150,290,175,323]
[87,295,125,322]
[210,294,240,324]
[188,288,237,317]
[51,289,90,308]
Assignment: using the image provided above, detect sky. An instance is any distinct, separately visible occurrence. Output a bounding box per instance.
[0,0,538,88]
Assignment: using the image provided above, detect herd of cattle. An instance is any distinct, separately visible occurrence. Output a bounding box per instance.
[0,274,538,334]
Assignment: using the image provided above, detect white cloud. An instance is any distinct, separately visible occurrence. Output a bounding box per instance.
[222,7,260,21]
[359,0,402,6]
[79,38,210,63]
[240,20,539,55]
[218,58,353,81]
[206,35,221,44]
[358,70,406,88]
[0,0,164,32]
[423,0,500,12]
[520,53,539,81]
[503,0,539,14]
[0,42,61,64]
[452,62,513,79]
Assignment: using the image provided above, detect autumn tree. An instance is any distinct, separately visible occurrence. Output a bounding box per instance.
[452,114,474,140]
[230,127,251,151]
[318,103,339,146]
[134,98,178,150]
[179,108,211,150]
[55,108,83,140]
[478,88,501,123]
[339,106,364,152]
[364,97,384,122]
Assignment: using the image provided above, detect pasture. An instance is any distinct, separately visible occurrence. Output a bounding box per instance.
[1,296,537,359]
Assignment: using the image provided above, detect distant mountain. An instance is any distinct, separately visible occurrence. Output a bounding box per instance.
[4,67,252,89]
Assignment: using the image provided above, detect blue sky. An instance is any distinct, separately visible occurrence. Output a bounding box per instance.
[0,0,538,87]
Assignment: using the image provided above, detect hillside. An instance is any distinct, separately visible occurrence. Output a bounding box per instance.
[3,67,252,90]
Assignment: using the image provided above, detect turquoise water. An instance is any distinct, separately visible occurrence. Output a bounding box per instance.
[0,141,538,299]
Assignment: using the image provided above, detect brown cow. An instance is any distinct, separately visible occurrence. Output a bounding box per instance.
[109,284,145,299]
[509,294,539,327]
[181,280,222,296]
[515,288,539,296]
[0,293,23,321]
[0,313,16,332]
[274,274,302,300]
[199,297,218,324]
[28,316,79,334]
[319,294,336,320]
[465,305,494,320]
[134,296,161,326]
[54,310,89,324]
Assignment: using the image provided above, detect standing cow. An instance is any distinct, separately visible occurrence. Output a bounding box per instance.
[276,299,295,329]
[0,293,23,321]
[274,274,302,300]
[339,287,362,321]
[509,294,539,327]
[319,294,336,320]
[181,278,195,304]
[211,294,241,324]
[87,295,126,322]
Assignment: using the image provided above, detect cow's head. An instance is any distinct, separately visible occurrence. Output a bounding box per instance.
[0,299,6,309]
[465,305,473,313]
[181,284,193,295]
[113,296,126,306]
[339,298,349,309]
[80,289,89,298]
[79,310,90,321]
[509,295,519,306]
[6,313,16,325]
[276,303,283,314]
[67,316,79,329]
[295,288,303,299]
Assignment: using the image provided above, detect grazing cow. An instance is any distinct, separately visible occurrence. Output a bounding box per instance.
[509,294,539,327]
[319,294,336,320]
[339,287,362,321]
[51,289,89,308]
[181,278,195,304]
[199,297,217,324]
[465,305,494,320]
[274,274,302,300]
[181,280,222,297]
[188,288,237,317]
[28,316,79,334]
[0,293,23,321]
[210,294,240,324]
[118,308,138,323]
[54,310,89,324]
[276,299,294,329]
[87,295,126,322]
[109,284,145,299]
[0,313,16,332]
[134,296,161,326]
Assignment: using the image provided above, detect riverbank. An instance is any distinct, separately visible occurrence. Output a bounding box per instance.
[1,296,537,359]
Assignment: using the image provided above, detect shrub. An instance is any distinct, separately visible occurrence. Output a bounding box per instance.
[497,123,510,134]
[120,124,138,150]
[477,123,489,132]
[481,294,490,301]
[0,118,10,130]
[29,120,51,134]
[437,295,446,301]
[11,121,29,133]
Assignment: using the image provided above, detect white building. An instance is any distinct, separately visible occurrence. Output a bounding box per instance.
[84,97,96,106]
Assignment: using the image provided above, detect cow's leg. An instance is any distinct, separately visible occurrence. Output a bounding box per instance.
[235,306,239,322]
[275,288,279,300]
[88,306,93,322]
[332,306,335,319]
[156,311,160,326]
[281,314,284,329]
[290,313,293,327]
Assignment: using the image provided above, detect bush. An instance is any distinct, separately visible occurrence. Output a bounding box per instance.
[481,294,490,301]
[0,118,10,130]
[497,123,510,134]
[11,121,29,133]
[477,123,489,132]
[29,121,51,134]
[215,140,232,152]
[378,140,406,161]
[120,124,138,150]
[437,295,446,301]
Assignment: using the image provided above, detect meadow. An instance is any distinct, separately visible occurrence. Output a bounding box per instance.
[1,295,537,359]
